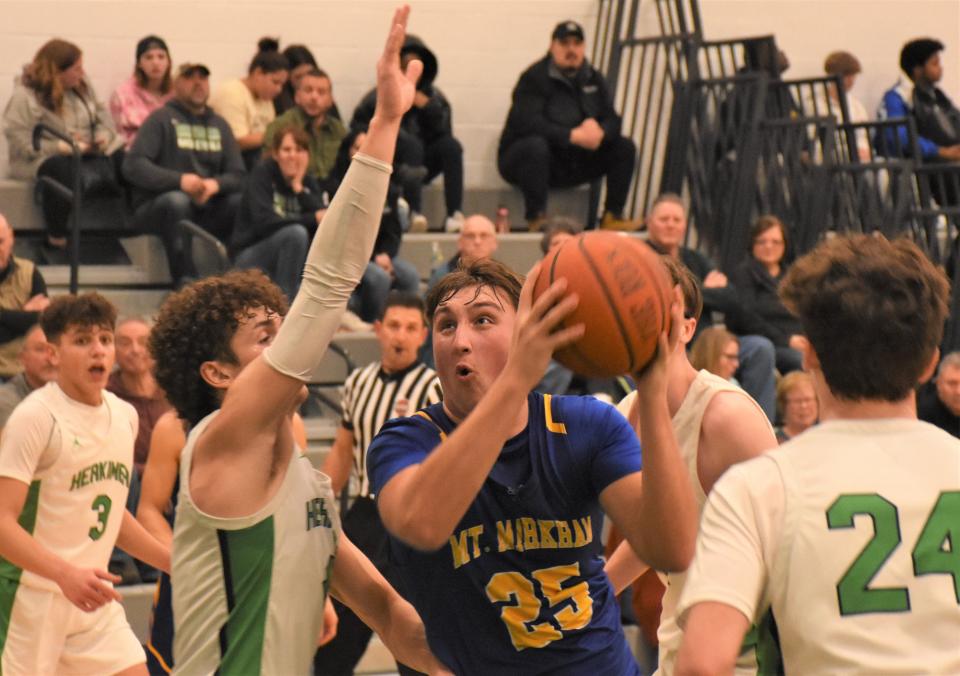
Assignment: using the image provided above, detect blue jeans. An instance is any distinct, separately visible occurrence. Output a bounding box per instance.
[736,334,777,422]
[234,225,310,302]
[348,258,420,322]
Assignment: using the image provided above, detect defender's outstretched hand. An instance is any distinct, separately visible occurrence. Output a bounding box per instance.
[375,5,422,122]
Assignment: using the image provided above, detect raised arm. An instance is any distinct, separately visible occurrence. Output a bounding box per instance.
[206,5,420,446]
[600,293,698,572]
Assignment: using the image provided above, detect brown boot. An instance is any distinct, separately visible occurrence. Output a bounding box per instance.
[599,211,643,231]
[527,214,547,232]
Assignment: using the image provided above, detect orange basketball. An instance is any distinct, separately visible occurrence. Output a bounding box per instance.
[533,231,673,378]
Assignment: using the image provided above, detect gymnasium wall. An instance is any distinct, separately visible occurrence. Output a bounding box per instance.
[0,0,957,187]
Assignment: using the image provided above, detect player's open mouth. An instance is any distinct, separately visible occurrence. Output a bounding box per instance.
[89,365,106,376]
[455,365,473,378]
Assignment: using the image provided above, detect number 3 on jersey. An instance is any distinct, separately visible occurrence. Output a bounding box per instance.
[485,563,593,651]
[89,494,113,541]
[827,491,959,615]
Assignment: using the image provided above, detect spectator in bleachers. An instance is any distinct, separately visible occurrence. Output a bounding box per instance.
[275,44,317,116]
[275,44,342,121]
[498,21,638,232]
[917,351,960,437]
[821,51,870,160]
[264,68,345,186]
[0,325,56,434]
[539,214,582,255]
[352,35,464,233]
[690,326,741,386]
[774,370,818,443]
[123,62,245,286]
[731,214,804,374]
[232,126,323,302]
[107,317,170,475]
[644,193,778,420]
[878,38,960,161]
[0,213,49,380]
[3,39,124,249]
[210,38,288,169]
[427,214,499,291]
[109,35,173,149]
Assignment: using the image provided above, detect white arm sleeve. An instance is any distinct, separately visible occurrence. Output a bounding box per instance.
[263,153,392,381]
[0,398,58,484]
[677,455,785,626]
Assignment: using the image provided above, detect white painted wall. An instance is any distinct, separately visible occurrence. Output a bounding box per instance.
[1,0,958,185]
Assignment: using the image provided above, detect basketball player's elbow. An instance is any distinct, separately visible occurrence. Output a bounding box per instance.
[633,528,695,573]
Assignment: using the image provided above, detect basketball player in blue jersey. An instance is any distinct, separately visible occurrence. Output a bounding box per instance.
[367,259,699,674]
[147,7,449,674]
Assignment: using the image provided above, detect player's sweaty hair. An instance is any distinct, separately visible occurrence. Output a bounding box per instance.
[150,269,289,426]
[780,235,949,402]
[426,259,523,325]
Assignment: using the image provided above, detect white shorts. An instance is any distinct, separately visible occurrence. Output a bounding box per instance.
[0,579,145,675]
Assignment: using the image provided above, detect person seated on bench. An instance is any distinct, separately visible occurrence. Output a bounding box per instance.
[210,38,288,169]
[123,62,245,287]
[232,125,325,302]
[497,21,639,232]
[0,214,49,382]
[109,35,173,149]
[3,39,124,249]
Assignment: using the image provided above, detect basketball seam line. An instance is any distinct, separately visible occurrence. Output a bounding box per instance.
[548,241,609,375]
[576,236,637,371]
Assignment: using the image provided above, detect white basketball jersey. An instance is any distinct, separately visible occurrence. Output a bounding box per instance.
[764,419,960,673]
[0,383,136,594]
[172,411,341,675]
[619,370,771,676]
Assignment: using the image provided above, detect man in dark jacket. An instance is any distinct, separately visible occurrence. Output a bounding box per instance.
[878,38,960,162]
[352,36,464,232]
[498,21,638,231]
[123,63,245,285]
[918,351,960,438]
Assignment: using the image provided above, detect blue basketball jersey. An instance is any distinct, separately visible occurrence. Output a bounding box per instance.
[368,393,642,675]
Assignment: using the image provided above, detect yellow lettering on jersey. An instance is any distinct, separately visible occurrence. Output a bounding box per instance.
[538,520,558,549]
[543,394,567,435]
[449,525,484,569]
[556,520,574,548]
[520,517,540,551]
[497,520,516,552]
[572,517,592,547]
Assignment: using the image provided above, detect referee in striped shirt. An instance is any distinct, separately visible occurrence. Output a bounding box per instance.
[317,291,441,675]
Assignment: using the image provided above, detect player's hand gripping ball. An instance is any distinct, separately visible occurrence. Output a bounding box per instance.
[533,231,672,377]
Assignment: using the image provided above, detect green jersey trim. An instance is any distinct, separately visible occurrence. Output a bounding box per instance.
[215,517,275,675]
[0,480,41,668]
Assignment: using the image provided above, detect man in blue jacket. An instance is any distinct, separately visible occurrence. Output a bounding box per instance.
[498,21,638,232]
[877,38,960,162]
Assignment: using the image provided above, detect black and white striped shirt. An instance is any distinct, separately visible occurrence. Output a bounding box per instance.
[342,361,442,498]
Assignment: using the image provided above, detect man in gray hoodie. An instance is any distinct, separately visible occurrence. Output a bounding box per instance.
[123,63,245,286]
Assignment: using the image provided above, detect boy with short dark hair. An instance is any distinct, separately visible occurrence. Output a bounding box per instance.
[0,292,169,675]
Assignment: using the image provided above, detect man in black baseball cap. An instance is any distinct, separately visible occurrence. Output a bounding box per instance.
[498,19,640,231]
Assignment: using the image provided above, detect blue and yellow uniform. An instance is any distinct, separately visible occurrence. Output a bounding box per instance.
[368,392,642,675]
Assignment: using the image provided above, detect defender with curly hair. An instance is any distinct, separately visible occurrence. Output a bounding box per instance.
[150,8,448,675]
